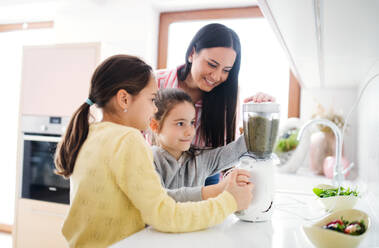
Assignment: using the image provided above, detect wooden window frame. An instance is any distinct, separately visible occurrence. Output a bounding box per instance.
[0,223,12,234]
[158,6,300,118]
[0,21,54,33]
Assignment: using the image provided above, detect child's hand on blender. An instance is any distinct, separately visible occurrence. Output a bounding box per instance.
[225,169,254,211]
[236,172,251,186]
[220,169,251,189]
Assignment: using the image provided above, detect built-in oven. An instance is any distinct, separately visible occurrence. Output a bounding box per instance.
[21,115,70,204]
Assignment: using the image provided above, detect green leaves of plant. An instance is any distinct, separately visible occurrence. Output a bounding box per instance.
[312,187,359,198]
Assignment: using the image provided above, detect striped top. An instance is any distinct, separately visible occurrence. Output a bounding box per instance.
[155,67,204,146]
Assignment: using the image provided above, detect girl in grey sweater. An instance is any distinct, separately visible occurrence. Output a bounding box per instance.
[150,88,251,202]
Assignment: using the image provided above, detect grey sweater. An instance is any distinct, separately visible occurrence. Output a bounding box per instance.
[152,135,247,202]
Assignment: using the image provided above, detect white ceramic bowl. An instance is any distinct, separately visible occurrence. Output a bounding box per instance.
[315,184,358,212]
[303,209,370,248]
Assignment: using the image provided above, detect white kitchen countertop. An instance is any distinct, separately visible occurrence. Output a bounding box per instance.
[110,173,379,248]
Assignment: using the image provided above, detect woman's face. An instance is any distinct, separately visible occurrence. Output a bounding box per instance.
[189,47,236,92]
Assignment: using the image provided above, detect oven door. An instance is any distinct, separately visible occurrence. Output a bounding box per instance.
[22,134,69,204]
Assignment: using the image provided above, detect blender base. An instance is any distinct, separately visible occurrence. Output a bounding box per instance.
[235,201,273,222]
[234,156,275,222]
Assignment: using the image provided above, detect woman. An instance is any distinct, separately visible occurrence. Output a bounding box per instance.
[156,23,274,185]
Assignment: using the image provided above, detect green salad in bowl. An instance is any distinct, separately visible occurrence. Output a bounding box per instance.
[313,184,359,212]
[313,187,359,198]
[275,129,299,154]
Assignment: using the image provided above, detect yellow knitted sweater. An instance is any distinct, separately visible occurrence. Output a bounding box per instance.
[62,122,237,248]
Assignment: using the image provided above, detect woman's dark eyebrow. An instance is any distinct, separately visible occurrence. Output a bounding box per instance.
[209,59,220,65]
[209,59,233,69]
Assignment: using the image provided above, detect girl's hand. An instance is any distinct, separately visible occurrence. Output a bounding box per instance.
[239,127,244,135]
[218,177,228,191]
[244,92,275,103]
[201,169,250,200]
[220,168,251,189]
[225,169,254,211]
[236,171,251,186]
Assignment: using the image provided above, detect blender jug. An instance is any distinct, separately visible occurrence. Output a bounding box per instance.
[235,102,280,222]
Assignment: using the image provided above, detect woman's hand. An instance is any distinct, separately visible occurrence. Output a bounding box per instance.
[244,92,275,103]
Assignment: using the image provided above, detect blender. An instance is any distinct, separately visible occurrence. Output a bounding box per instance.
[235,102,280,222]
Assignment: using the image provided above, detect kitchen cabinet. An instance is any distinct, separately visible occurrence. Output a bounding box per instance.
[14,199,68,248]
[14,42,100,248]
[20,43,100,116]
[257,0,379,89]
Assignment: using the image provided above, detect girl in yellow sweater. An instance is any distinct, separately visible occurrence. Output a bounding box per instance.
[54,54,254,248]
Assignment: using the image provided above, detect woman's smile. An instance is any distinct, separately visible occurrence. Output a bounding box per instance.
[204,78,217,87]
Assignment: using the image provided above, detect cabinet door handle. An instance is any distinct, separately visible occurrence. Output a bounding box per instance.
[30,208,66,218]
[23,135,61,143]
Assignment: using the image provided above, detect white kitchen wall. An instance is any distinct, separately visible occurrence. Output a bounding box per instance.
[300,87,358,178]
[0,28,55,225]
[357,61,379,216]
[0,1,58,23]
[54,0,159,67]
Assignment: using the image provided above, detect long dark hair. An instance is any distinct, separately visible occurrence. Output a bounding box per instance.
[55,54,152,178]
[178,23,241,147]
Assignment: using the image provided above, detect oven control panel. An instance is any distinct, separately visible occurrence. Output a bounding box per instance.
[21,115,70,135]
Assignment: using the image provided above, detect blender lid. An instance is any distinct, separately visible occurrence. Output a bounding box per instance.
[243,102,280,113]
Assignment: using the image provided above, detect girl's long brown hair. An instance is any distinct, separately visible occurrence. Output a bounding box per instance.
[55,54,152,178]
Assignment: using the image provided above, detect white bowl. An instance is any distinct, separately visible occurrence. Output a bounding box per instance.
[303,209,370,248]
[315,184,358,212]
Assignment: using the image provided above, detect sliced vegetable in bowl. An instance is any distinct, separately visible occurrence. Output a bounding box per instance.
[323,217,366,235]
[303,209,370,248]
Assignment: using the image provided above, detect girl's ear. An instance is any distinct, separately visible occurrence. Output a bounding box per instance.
[115,89,131,111]
[150,118,159,132]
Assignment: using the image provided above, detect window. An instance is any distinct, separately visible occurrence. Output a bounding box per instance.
[158,7,300,121]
